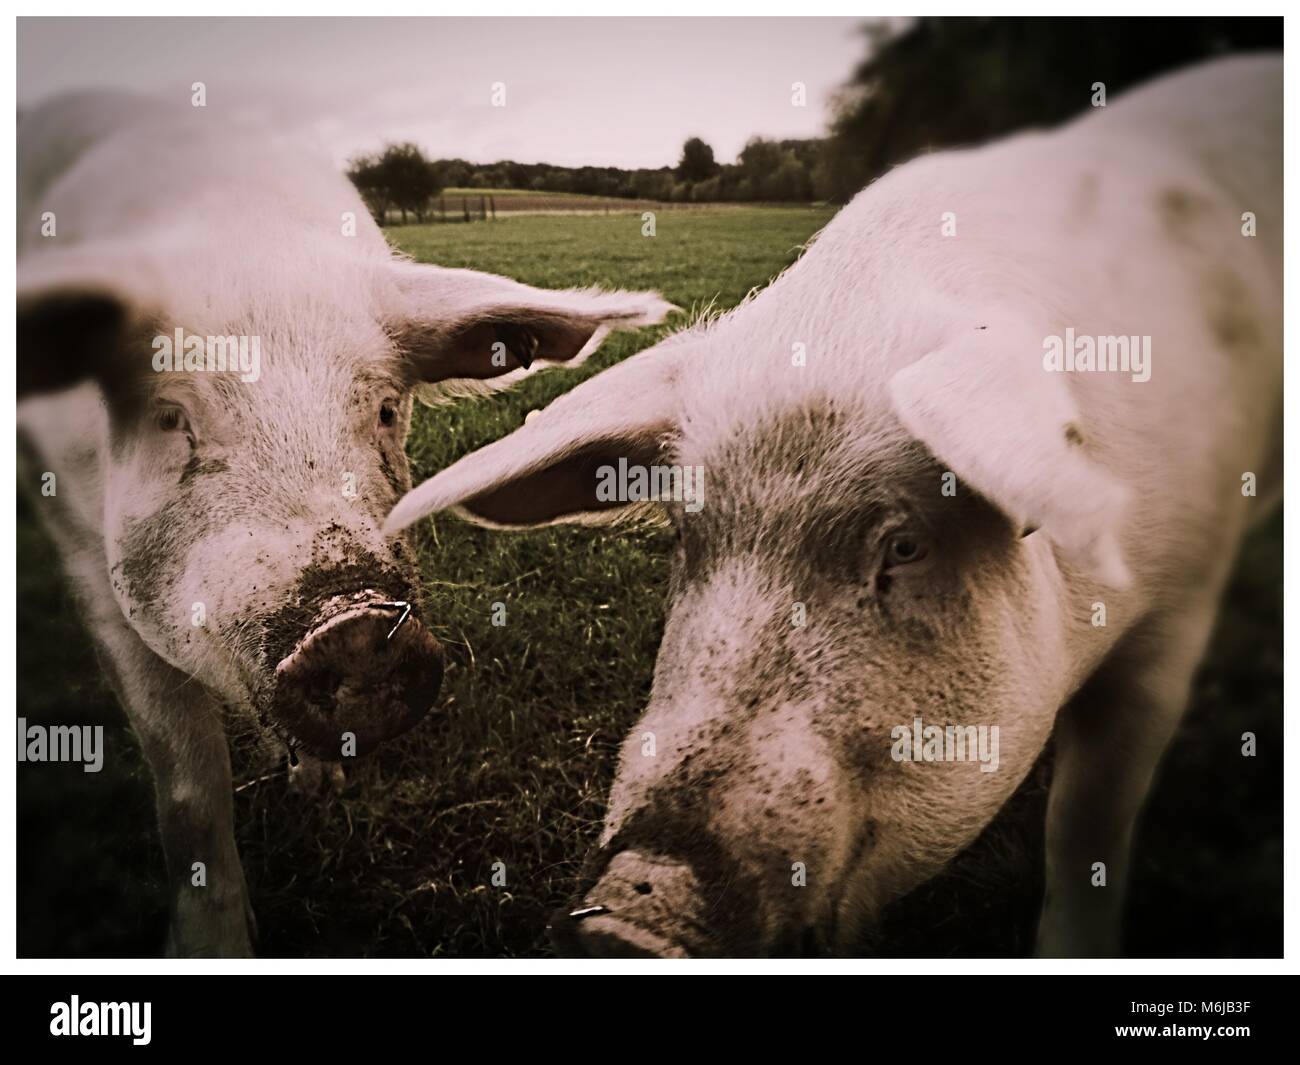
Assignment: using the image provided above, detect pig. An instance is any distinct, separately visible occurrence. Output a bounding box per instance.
[17,90,673,956]
[385,56,1282,956]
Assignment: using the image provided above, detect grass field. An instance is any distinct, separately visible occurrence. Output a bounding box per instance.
[17,206,1281,957]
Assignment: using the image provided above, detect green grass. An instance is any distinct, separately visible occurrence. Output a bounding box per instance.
[16,206,1281,957]
[391,209,831,314]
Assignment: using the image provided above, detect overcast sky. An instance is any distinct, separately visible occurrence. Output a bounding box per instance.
[18,17,872,169]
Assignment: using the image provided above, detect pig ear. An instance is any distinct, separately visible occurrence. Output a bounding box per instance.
[384,343,684,533]
[17,256,155,400]
[386,262,677,401]
[888,323,1132,586]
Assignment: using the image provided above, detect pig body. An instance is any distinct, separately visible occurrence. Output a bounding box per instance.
[388,57,1281,956]
[18,91,672,955]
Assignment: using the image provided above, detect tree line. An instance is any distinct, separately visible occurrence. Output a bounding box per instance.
[348,17,1280,220]
[347,134,821,222]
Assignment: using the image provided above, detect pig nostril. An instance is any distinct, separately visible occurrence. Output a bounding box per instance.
[634,882,653,895]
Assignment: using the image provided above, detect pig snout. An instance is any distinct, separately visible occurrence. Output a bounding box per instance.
[270,593,443,759]
[551,850,715,958]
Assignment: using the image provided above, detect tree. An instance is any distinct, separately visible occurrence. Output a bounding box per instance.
[765,155,812,202]
[382,142,442,223]
[347,142,441,225]
[346,152,390,224]
[731,138,812,201]
[632,168,674,202]
[815,16,1282,203]
[677,137,719,182]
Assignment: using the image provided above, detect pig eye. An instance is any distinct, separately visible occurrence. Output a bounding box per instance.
[884,532,928,568]
[378,400,398,428]
[155,405,192,439]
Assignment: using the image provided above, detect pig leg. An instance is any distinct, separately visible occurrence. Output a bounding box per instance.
[67,552,254,957]
[1036,598,1221,957]
[132,675,255,959]
[22,413,252,954]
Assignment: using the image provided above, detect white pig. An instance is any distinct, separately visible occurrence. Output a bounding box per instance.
[17,91,673,956]
[386,57,1281,956]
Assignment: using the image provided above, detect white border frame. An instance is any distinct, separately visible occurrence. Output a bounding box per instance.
[3,3,1293,976]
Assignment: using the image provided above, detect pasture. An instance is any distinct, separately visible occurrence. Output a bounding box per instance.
[16,206,1281,957]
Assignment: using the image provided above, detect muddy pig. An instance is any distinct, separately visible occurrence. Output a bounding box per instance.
[386,57,1281,956]
[17,91,673,956]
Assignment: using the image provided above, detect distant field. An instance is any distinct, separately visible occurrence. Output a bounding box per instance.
[16,205,1281,957]
[394,188,795,218]
[415,190,656,217]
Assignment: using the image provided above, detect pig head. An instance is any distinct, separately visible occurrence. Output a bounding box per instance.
[19,251,669,760]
